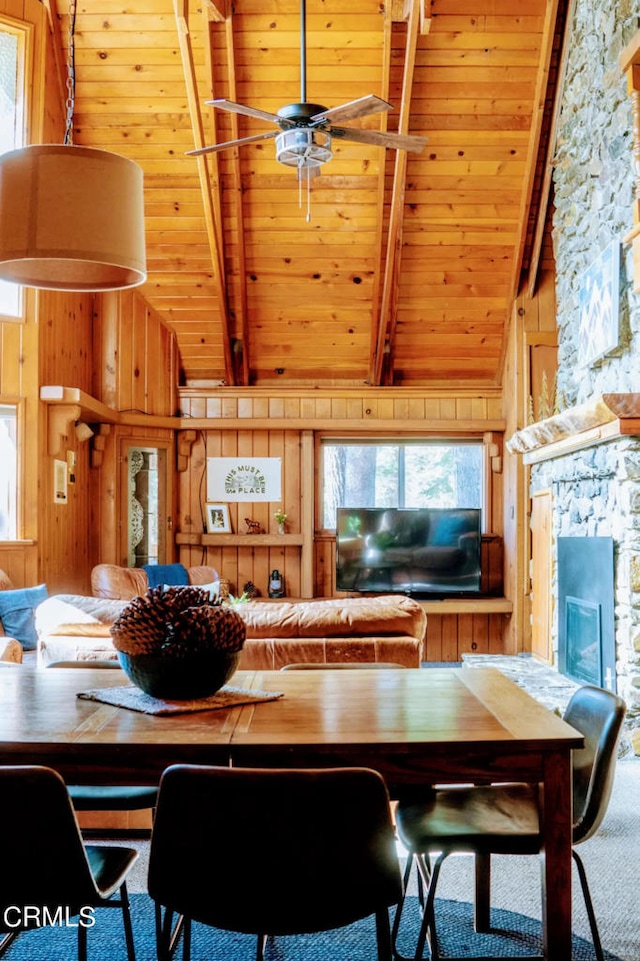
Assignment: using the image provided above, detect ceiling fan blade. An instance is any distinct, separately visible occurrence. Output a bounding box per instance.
[311,95,392,125]
[330,126,427,153]
[205,99,282,125]
[186,130,279,157]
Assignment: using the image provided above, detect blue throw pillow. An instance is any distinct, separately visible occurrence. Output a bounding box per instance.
[0,584,48,650]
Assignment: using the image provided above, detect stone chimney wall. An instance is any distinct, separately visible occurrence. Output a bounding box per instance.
[531,2,640,747]
[552,2,640,405]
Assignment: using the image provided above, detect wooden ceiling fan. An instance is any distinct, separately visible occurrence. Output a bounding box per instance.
[187,0,426,175]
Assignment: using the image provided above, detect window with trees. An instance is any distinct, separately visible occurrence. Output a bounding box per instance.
[0,405,17,539]
[322,439,484,530]
[0,19,25,319]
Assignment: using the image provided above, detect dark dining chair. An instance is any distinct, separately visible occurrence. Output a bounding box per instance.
[0,765,138,961]
[148,764,403,961]
[392,684,626,961]
[46,660,158,817]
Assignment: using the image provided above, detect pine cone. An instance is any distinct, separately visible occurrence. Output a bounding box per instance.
[110,587,245,658]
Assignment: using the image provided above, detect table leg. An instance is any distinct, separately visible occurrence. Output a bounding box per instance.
[474,853,491,932]
[541,749,573,960]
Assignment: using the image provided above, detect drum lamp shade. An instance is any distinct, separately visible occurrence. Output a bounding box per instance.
[0,144,146,291]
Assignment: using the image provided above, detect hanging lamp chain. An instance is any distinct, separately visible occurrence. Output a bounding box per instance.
[64,0,77,145]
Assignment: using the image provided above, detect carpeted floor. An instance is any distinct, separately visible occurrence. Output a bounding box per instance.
[2,894,621,960]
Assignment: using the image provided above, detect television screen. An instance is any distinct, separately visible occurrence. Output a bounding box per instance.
[335,507,482,597]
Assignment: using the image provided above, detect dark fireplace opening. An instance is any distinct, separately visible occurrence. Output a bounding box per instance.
[565,596,601,685]
[557,537,615,692]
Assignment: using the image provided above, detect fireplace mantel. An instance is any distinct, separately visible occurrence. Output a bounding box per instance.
[506,393,640,464]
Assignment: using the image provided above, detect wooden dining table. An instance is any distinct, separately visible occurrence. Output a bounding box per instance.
[0,663,582,960]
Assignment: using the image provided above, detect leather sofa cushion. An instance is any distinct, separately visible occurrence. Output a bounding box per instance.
[35,595,128,639]
[91,564,219,600]
[237,595,426,642]
[238,636,423,670]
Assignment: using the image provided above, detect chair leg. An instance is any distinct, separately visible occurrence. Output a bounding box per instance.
[78,918,88,961]
[157,906,186,961]
[418,852,446,961]
[474,852,491,932]
[0,933,18,958]
[375,906,394,961]
[119,881,137,961]
[391,855,415,959]
[183,917,191,961]
[255,933,268,961]
[572,849,604,961]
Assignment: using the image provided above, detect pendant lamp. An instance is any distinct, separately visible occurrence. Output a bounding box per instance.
[0,3,146,291]
[0,145,146,291]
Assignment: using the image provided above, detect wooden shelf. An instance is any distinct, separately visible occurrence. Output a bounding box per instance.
[176,532,304,547]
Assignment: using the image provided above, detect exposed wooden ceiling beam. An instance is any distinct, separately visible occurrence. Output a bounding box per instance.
[40,0,68,128]
[419,0,432,34]
[527,0,575,298]
[505,0,560,309]
[370,0,420,386]
[394,0,431,31]
[174,0,235,385]
[202,0,229,23]
[366,0,393,385]
[222,13,250,386]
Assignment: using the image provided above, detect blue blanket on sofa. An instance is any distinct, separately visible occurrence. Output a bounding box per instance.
[142,563,189,589]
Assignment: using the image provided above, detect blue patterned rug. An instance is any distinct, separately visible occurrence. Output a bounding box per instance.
[2,894,621,959]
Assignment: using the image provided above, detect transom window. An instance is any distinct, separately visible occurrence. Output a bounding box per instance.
[322,439,484,529]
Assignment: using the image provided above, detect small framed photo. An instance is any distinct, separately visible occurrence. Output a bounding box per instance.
[205,503,232,534]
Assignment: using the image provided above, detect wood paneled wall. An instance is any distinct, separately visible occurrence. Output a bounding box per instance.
[503,239,558,655]
[179,388,504,428]
[177,428,305,598]
[92,292,179,416]
[421,612,508,662]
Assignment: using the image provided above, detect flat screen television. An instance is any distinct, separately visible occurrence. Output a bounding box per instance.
[335,507,482,597]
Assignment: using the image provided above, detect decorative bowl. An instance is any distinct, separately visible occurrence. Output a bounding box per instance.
[117,647,240,700]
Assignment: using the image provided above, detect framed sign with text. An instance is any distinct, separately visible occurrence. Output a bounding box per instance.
[207,457,282,502]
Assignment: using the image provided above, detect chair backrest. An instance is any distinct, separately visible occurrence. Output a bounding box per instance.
[563,685,626,844]
[0,766,102,928]
[280,662,407,670]
[148,764,403,936]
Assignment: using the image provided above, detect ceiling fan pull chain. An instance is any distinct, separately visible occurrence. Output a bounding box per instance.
[306,169,312,223]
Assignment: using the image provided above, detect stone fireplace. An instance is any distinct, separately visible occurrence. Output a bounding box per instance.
[507,394,640,749]
[504,3,640,751]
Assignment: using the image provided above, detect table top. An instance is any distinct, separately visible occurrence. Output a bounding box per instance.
[0,665,582,788]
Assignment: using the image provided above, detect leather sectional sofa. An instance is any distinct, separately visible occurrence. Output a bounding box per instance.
[33,564,426,669]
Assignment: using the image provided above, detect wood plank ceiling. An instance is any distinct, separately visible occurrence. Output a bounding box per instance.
[58,0,562,388]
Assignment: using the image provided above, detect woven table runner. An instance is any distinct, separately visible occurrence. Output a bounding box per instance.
[77,684,284,716]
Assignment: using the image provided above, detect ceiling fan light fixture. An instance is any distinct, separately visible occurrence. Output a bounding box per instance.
[275,128,332,169]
